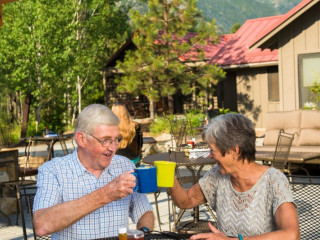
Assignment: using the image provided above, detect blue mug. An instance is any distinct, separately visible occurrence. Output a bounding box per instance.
[132,166,157,193]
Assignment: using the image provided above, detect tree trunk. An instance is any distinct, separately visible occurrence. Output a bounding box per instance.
[149,100,155,119]
[168,94,174,114]
[15,91,21,122]
[18,90,23,122]
[7,93,13,122]
[77,75,82,113]
[21,93,32,139]
[71,102,77,126]
[35,106,41,124]
[208,82,213,109]
[192,82,197,109]
[11,92,19,123]
[102,73,108,105]
[164,1,174,114]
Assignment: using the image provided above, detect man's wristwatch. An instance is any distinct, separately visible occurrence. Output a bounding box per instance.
[139,227,150,233]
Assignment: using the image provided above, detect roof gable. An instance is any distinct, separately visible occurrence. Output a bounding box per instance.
[208,16,279,67]
[250,0,318,50]
[102,33,137,69]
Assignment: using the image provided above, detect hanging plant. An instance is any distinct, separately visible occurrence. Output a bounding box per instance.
[309,81,320,110]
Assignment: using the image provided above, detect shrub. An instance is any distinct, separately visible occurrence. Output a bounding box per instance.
[149,111,206,136]
[0,112,21,146]
[310,81,320,109]
[149,116,171,135]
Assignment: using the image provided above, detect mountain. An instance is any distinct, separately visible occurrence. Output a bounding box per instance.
[122,0,302,34]
[197,0,301,33]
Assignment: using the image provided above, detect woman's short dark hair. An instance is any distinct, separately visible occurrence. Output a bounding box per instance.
[203,113,256,162]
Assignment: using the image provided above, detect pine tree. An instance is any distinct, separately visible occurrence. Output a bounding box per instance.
[115,0,225,118]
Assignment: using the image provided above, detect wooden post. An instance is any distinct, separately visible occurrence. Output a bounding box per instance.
[20,93,31,139]
[0,4,3,26]
[0,0,19,4]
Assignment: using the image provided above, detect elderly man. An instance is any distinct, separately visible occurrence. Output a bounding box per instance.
[33,104,154,239]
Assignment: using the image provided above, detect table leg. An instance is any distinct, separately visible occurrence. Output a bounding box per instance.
[47,139,55,160]
[0,209,11,226]
[194,207,199,223]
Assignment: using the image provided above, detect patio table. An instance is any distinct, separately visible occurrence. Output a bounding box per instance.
[255,151,320,164]
[25,135,70,161]
[26,136,59,161]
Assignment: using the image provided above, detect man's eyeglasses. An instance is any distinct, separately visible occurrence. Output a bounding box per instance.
[87,134,122,147]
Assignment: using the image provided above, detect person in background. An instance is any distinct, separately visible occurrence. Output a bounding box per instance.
[33,104,154,239]
[169,113,300,240]
[112,103,143,166]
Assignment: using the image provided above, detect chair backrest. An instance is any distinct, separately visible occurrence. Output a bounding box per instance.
[26,193,51,240]
[19,137,46,178]
[134,122,143,160]
[272,129,295,171]
[288,175,320,240]
[168,118,188,151]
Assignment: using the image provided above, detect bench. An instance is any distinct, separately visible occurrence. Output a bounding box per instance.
[256,110,320,153]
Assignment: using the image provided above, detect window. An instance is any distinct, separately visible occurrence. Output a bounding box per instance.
[268,66,279,101]
[298,53,320,108]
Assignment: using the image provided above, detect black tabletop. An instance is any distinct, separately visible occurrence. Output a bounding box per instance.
[95,232,193,240]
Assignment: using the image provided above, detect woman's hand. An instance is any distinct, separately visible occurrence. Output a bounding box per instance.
[190,222,234,240]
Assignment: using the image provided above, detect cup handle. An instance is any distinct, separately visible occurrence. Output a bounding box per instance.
[131,172,139,192]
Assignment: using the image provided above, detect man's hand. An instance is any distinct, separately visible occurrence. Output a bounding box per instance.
[102,170,136,202]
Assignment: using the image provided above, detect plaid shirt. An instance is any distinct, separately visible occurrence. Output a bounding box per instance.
[33,150,153,239]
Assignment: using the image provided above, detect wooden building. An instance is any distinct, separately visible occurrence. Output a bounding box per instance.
[250,0,320,128]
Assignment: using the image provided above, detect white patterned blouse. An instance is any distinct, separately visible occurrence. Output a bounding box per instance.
[199,166,294,237]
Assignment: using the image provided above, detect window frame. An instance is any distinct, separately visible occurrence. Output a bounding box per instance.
[267,66,279,102]
[298,52,320,109]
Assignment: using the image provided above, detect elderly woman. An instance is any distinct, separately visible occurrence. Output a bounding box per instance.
[169,113,300,240]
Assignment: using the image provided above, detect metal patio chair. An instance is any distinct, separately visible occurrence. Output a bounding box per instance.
[288,175,320,240]
[0,180,36,240]
[271,129,294,173]
[272,129,309,176]
[168,117,188,151]
[26,192,51,240]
